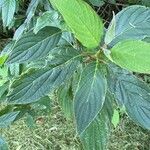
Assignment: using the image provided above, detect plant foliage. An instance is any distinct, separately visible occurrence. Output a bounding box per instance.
[0,0,150,149]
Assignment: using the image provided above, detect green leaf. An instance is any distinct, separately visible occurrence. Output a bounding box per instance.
[0,111,19,128]
[9,63,20,76]
[7,58,81,104]
[25,114,35,129]
[57,81,73,119]
[31,96,51,114]
[108,64,150,129]
[7,27,61,64]
[0,105,14,117]
[0,1,5,7]
[0,66,8,77]
[112,109,120,128]
[0,55,8,66]
[80,92,113,150]
[88,0,105,6]
[50,0,103,49]
[48,46,82,65]
[72,65,83,96]
[1,0,16,27]
[34,11,60,34]
[26,59,47,69]
[0,82,8,98]
[141,0,150,7]
[74,61,107,134]
[0,136,9,150]
[105,12,116,45]
[1,41,14,56]
[107,5,150,46]
[111,40,150,73]
[12,0,40,40]
[13,23,26,41]
[26,0,40,24]
[58,32,74,46]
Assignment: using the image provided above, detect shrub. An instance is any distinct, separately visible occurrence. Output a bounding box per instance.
[0,0,150,149]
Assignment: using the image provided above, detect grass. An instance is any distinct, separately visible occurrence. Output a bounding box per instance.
[1,101,82,150]
[109,116,150,150]
[1,99,150,150]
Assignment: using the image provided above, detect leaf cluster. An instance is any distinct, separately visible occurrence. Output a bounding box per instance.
[0,0,150,149]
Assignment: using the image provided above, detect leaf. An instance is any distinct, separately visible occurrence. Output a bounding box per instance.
[0,136,8,150]
[0,80,8,87]
[58,31,74,46]
[105,12,116,45]
[0,0,5,7]
[0,55,8,66]
[26,59,47,69]
[9,63,20,76]
[0,105,14,117]
[48,45,82,65]
[88,0,105,6]
[57,81,73,119]
[0,111,19,128]
[34,11,60,34]
[13,0,40,40]
[7,27,61,64]
[112,109,120,128]
[107,64,150,129]
[2,0,16,27]
[111,40,150,73]
[7,58,81,104]
[25,114,35,129]
[31,96,51,114]
[26,0,40,24]
[74,61,107,134]
[50,0,103,49]
[107,5,150,46]
[141,0,150,7]
[0,82,9,99]
[13,23,26,41]
[80,92,113,150]
[72,65,83,96]
[0,66,8,79]
[1,41,14,56]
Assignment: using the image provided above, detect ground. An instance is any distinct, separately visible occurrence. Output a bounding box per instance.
[1,100,150,150]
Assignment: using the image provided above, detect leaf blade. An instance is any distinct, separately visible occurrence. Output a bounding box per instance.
[74,62,107,134]
[7,27,61,64]
[80,92,113,150]
[107,5,150,46]
[7,49,82,104]
[2,0,16,27]
[111,40,150,73]
[57,81,73,119]
[0,112,19,128]
[108,64,150,129]
[50,0,103,48]
[7,61,79,104]
[0,136,9,150]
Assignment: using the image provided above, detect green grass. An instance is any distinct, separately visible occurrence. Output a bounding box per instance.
[109,116,150,150]
[1,100,150,150]
[1,103,81,150]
